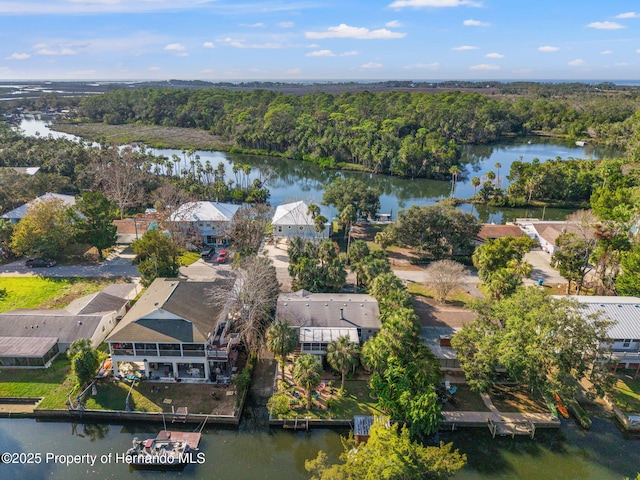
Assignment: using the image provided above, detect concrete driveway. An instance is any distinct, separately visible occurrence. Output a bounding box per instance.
[523,249,566,288]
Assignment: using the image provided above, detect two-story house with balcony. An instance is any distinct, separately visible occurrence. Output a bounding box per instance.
[167,201,240,247]
[106,278,240,383]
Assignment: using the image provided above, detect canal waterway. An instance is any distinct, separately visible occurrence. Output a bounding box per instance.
[7,117,639,479]
[0,410,638,479]
[18,116,622,224]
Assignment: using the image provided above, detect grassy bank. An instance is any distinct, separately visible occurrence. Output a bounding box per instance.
[0,277,120,312]
[52,123,232,151]
[0,357,76,409]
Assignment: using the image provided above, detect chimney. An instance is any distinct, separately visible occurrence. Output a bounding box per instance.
[340,308,345,320]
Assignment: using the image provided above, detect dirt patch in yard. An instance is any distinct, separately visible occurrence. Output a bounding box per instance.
[489,384,548,413]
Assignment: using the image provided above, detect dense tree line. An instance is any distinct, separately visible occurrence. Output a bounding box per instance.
[69,86,640,179]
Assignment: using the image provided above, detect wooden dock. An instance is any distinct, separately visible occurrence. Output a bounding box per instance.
[156,430,202,449]
[488,418,536,438]
[283,417,309,431]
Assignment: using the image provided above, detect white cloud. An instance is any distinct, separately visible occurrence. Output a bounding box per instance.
[615,12,640,19]
[342,50,358,56]
[6,53,30,60]
[452,45,478,50]
[242,22,264,28]
[362,62,382,68]
[538,45,559,52]
[202,42,215,49]
[147,66,161,71]
[388,0,481,8]
[601,50,613,55]
[485,52,503,58]
[279,21,294,28]
[36,47,77,56]
[587,21,625,30]
[307,49,335,57]
[636,49,640,54]
[386,20,403,27]
[469,63,499,70]
[464,19,490,27]
[305,24,406,39]
[404,62,440,70]
[164,43,186,51]
[615,62,630,66]
[285,68,301,75]
[568,58,584,66]
[220,37,283,49]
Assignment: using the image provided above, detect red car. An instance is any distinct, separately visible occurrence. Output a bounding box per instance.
[216,250,228,264]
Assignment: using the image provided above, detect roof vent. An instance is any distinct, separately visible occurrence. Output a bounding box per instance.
[154,302,159,306]
[325,303,328,306]
[306,303,309,307]
[77,321,82,326]
[284,302,288,306]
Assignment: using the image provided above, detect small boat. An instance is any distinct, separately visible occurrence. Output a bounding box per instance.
[553,392,570,419]
[125,430,202,468]
[575,140,586,147]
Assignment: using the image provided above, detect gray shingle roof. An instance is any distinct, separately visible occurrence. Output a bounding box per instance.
[276,291,380,330]
[106,278,236,344]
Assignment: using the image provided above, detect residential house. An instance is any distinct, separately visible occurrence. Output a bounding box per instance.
[474,223,524,246]
[516,219,594,255]
[272,201,328,239]
[0,192,76,224]
[0,284,135,367]
[168,201,240,246]
[414,297,478,372]
[566,296,640,375]
[113,215,158,244]
[276,290,380,356]
[106,278,239,383]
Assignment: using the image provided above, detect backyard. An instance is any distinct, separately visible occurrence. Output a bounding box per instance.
[83,379,237,416]
[613,370,640,413]
[489,384,549,413]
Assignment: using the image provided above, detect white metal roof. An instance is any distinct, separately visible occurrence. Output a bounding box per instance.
[272,201,314,226]
[168,201,240,222]
[564,296,640,340]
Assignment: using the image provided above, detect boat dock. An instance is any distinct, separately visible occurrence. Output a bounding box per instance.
[156,430,202,449]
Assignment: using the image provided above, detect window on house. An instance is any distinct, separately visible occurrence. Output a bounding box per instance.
[278,226,282,232]
[623,339,632,348]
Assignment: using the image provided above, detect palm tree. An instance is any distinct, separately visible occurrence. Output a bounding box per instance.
[293,354,322,409]
[471,176,481,196]
[494,162,502,186]
[449,165,461,197]
[485,170,496,184]
[326,336,360,390]
[266,321,298,384]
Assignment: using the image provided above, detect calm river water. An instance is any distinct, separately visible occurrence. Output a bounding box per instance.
[19,116,621,224]
[9,117,637,480]
[0,410,638,479]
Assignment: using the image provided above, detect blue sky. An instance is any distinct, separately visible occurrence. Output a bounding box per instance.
[1,0,640,81]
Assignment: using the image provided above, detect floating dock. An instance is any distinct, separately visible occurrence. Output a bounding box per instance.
[156,430,202,449]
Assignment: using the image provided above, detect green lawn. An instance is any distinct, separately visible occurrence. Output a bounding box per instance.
[0,356,77,409]
[613,371,640,413]
[83,380,162,412]
[407,282,474,306]
[276,380,383,420]
[0,277,117,312]
[179,251,201,266]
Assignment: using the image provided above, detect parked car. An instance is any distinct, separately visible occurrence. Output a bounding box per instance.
[201,247,215,260]
[25,258,56,268]
[216,250,228,264]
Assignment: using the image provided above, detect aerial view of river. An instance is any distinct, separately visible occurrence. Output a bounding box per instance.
[18,116,622,224]
[7,117,638,479]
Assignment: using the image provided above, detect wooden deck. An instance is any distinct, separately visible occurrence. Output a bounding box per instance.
[157,430,202,449]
